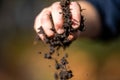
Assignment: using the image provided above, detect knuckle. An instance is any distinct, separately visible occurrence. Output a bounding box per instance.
[42,7,49,13]
[42,14,49,20]
[41,7,51,16]
[70,2,80,9]
[40,8,51,20]
[52,2,61,10]
[71,2,78,6]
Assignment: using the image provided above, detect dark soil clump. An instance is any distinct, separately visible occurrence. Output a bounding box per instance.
[35,0,85,80]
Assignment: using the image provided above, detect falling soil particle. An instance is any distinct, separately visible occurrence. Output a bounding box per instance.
[35,0,85,80]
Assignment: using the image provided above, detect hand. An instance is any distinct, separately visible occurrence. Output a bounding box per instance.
[34,2,81,41]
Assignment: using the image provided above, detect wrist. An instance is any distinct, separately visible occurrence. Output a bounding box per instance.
[77,1,101,38]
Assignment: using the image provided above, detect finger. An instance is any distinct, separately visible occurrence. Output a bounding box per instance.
[68,30,81,41]
[51,2,64,34]
[34,8,54,40]
[40,8,54,37]
[34,11,45,40]
[70,2,81,29]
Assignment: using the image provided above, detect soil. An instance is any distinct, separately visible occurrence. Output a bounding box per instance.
[35,0,85,80]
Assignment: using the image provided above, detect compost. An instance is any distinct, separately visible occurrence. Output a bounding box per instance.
[36,0,85,80]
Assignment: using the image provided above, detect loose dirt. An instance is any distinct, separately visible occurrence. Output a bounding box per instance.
[35,0,85,80]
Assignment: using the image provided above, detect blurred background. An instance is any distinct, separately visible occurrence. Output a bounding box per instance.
[0,0,120,80]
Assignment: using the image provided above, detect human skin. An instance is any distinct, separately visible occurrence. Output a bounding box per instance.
[34,1,101,41]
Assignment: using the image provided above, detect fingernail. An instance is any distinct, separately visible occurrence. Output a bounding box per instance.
[68,34,74,41]
[72,19,80,29]
[72,22,80,29]
[57,29,64,34]
[38,34,45,41]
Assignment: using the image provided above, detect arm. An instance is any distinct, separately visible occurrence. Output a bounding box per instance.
[83,0,120,40]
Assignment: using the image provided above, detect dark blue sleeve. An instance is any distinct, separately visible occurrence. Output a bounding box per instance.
[87,0,120,40]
